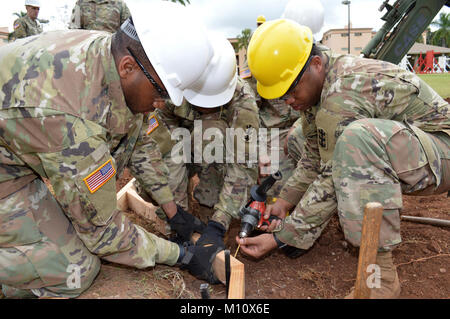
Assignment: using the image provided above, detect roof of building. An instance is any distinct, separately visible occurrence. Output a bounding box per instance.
[408,42,450,54]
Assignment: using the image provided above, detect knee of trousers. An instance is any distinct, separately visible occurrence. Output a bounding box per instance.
[332,119,403,250]
[0,241,101,298]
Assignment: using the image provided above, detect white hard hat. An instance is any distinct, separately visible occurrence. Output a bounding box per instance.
[25,0,40,7]
[281,0,324,34]
[127,1,213,106]
[184,33,237,108]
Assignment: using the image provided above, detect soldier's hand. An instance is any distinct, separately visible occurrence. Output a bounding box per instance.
[236,233,277,259]
[258,154,271,183]
[179,242,222,284]
[260,199,292,232]
[196,221,226,249]
[168,205,206,243]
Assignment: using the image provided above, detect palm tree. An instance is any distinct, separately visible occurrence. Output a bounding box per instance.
[167,0,190,5]
[13,11,27,19]
[430,12,449,48]
[236,28,252,51]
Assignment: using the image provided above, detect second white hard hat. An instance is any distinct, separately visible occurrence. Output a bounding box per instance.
[127,1,214,106]
[183,32,237,108]
[281,0,324,34]
[25,0,40,7]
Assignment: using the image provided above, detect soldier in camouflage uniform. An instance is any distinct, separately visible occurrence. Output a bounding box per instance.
[244,75,303,198]
[69,0,131,33]
[144,76,260,244]
[13,0,43,40]
[238,20,450,298]
[0,9,223,298]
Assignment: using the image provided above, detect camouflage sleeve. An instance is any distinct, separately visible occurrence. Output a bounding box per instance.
[275,159,337,249]
[39,128,179,268]
[211,78,260,230]
[68,1,82,29]
[120,1,131,25]
[128,116,174,206]
[279,108,321,205]
[13,19,27,39]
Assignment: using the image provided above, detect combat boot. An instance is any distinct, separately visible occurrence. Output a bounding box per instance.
[371,251,401,298]
[345,251,401,299]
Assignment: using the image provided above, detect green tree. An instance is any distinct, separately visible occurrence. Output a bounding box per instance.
[236,28,252,51]
[430,12,449,47]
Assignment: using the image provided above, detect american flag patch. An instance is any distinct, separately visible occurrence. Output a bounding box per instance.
[146,115,159,135]
[239,67,252,79]
[83,159,116,194]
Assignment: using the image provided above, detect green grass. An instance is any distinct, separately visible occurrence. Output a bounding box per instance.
[417,73,450,98]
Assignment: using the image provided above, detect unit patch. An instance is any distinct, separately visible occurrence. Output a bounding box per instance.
[146,114,159,135]
[83,159,116,194]
[317,128,328,149]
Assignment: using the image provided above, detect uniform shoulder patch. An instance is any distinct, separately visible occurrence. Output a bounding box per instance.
[317,127,328,150]
[146,114,159,135]
[83,159,116,194]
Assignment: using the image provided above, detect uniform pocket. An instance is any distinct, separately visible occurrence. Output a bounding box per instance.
[74,144,117,226]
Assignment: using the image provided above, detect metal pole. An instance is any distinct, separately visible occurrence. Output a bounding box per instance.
[342,1,351,54]
[348,2,351,54]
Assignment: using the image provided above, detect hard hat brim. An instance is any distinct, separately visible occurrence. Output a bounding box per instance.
[184,73,237,108]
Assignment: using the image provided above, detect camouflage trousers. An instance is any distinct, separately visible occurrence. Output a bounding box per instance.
[0,179,100,298]
[287,119,450,251]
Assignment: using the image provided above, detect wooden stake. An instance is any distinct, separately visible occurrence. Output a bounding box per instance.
[354,202,383,299]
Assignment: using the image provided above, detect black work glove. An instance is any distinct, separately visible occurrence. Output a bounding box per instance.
[169,205,206,244]
[178,242,223,284]
[195,220,226,249]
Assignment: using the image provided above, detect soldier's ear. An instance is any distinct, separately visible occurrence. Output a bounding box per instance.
[118,55,136,78]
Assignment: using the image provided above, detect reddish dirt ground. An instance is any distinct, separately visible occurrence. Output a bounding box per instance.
[78,168,449,299]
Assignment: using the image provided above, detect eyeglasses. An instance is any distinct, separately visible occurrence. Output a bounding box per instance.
[127,47,169,100]
[280,54,313,100]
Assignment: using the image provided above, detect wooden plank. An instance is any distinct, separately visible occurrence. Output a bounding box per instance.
[126,187,169,237]
[354,202,383,299]
[192,233,245,299]
[212,250,245,299]
[116,178,136,211]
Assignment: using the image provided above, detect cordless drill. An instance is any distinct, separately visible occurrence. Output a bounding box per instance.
[238,171,283,239]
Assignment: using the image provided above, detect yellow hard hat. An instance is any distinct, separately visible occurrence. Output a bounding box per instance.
[247,19,313,99]
[256,15,266,24]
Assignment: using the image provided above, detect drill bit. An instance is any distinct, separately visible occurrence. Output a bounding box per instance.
[234,243,240,258]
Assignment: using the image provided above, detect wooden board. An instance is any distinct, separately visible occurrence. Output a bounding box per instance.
[117,181,245,299]
[116,178,168,237]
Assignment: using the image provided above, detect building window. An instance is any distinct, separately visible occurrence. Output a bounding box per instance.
[354,32,362,36]
[342,48,348,51]
[355,47,362,51]
[341,33,348,37]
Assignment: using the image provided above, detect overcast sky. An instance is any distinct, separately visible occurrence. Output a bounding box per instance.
[1,0,449,41]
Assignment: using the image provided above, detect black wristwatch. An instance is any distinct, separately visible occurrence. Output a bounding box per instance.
[273,233,287,249]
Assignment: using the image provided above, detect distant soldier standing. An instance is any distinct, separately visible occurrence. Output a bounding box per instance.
[13,0,43,39]
[69,0,131,33]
